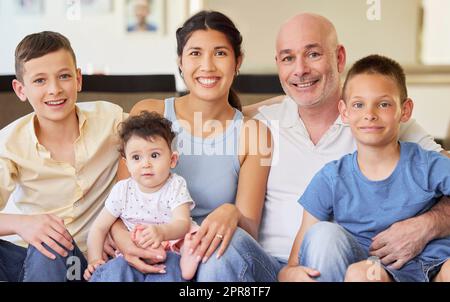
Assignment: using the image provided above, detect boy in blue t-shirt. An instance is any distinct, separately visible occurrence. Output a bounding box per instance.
[278,55,450,282]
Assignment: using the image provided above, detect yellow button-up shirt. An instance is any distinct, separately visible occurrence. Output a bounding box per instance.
[0,101,128,253]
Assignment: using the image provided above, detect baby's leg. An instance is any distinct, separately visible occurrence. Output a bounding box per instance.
[432,259,450,282]
[344,260,393,282]
[179,233,201,280]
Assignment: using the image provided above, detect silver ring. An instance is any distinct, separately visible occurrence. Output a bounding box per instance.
[215,234,224,240]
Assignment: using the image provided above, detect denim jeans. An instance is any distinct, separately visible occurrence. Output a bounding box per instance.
[0,239,87,282]
[91,227,284,282]
[299,222,367,282]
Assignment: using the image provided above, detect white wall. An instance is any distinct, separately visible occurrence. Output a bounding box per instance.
[1,0,422,75]
[409,85,450,140]
[422,0,450,64]
[0,0,189,76]
[204,0,422,73]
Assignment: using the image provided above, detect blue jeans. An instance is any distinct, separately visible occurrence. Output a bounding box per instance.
[0,239,87,282]
[90,252,185,282]
[299,222,367,282]
[91,228,283,282]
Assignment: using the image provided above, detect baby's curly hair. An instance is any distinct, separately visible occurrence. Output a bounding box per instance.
[118,111,176,157]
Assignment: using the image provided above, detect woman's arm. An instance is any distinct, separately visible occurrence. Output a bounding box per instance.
[278,210,321,282]
[110,219,167,273]
[234,119,273,239]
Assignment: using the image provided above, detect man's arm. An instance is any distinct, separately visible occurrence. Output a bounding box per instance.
[424,195,450,238]
[242,95,285,117]
[370,195,450,269]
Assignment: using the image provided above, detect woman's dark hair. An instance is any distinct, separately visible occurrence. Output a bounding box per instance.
[176,10,242,111]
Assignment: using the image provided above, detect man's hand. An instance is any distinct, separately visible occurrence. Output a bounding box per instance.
[16,214,74,260]
[370,217,428,269]
[278,265,320,282]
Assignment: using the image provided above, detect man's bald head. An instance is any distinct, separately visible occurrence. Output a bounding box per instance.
[275,13,346,109]
[276,13,339,53]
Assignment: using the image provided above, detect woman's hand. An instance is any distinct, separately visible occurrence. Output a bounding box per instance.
[102,233,117,261]
[132,224,164,249]
[189,203,241,263]
[110,219,167,274]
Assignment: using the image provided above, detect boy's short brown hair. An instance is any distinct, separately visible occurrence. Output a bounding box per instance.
[342,54,408,103]
[118,111,176,157]
[15,31,77,82]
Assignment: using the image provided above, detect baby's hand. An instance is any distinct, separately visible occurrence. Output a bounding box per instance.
[133,224,164,249]
[131,224,146,244]
[84,259,106,281]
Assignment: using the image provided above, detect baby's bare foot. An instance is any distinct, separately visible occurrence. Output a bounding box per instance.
[180,234,200,280]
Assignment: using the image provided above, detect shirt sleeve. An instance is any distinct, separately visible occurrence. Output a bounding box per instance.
[427,152,450,196]
[399,119,443,152]
[168,175,195,211]
[298,169,334,221]
[0,157,17,211]
[104,181,127,218]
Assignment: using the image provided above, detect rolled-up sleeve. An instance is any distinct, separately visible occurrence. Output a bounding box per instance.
[0,157,17,211]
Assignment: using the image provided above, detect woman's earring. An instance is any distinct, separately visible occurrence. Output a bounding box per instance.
[236,70,240,76]
[180,71,184,78]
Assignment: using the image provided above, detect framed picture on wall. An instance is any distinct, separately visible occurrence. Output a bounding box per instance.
[14,0,44,15]
[66,0,113,16]
[126,0,166,34]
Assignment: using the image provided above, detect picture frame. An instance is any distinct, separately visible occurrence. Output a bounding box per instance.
[13,0,44,15]
[125,0,166,34]
[66,0,113,17]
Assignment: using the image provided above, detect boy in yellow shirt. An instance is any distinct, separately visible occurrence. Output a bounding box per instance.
[0,31,127,281]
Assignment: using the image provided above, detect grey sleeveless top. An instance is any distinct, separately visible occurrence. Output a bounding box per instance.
[164,97,243,224]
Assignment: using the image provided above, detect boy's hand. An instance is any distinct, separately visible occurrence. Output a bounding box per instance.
[278,265,320,282]
[16,214,74,260]
[133,224,164,249]
[84,259,106,281]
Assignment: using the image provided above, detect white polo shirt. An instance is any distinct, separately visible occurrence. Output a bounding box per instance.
[255,97,443,261]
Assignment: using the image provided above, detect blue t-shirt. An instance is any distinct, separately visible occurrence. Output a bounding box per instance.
[299,142,450,262]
